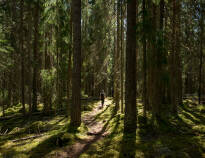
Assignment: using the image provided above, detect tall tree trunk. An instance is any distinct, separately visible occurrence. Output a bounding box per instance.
[120,0,124,113]
[20,0,25,116]
[142,0,147,119]
[32,0,40,112]
[158,0,165,112]
[114,0,120,112]
[124,0,137,132]
[56,12,60,110]
[151,3,158,121]
[67,7,72,116]
[198,1,204,104]
[170,0,177,113]
[177,1,182,106]
[27,1,32,114]
[113,8,116,100]
[147,1,153,111]
[11,0,19,106]
[71,0,81,127]
[170,0,181,114]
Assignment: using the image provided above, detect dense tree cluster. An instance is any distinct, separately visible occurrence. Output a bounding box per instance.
[0,0,204,131]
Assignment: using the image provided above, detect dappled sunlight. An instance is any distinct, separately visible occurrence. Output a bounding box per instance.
[79,99,205,158]
[0,0,204,157]
[0,99,103,158]
[0,97,205,158]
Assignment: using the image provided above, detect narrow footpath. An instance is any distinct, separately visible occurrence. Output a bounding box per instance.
[53,99,112,158]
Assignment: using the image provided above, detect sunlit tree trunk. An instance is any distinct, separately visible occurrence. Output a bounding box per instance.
[114,0,120,112]
[120,0,125,113]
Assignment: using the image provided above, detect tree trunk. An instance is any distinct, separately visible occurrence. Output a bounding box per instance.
[124,0,137,132]
[114,0,120,112]
[71,0,81,127]
[27,1,33,114]
[198,1,204,104]
[150,3,158,121]
[32,0,40,112]
[170,0,181,114]
[120,0,125,113]
[67,7,72,116]
[176,0,182,106]
[142,0,147,119]
[20,0,25,116]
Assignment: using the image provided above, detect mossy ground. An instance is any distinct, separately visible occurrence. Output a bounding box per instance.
[80,99,205,158]
[0,100,99,158]
[0,98,205,158]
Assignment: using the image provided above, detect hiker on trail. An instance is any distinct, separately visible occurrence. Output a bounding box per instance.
[100,90,105,108]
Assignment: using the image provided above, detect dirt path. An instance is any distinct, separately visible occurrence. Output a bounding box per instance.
[52,99,111,158]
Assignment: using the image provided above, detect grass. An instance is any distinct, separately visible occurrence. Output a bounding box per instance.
[0,99,99,158]
[81,99,205,158]
[0,98,205,158]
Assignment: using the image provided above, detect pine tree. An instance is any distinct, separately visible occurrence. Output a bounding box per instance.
[124,0,137,132]
[71,0,82,127]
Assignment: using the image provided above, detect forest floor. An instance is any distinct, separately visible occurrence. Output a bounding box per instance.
[0,98,205,158]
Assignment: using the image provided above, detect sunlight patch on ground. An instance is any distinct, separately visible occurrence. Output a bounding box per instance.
[0,99,100,158]
[0,98,204,158]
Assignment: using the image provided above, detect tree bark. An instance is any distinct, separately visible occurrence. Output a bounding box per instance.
[27,1,33,114]
[142,0,147,119]
[67,7,73,116]
[198,1,204,104]
[124,0,137,132]
[71,0,81,127]
[32,0,40,112]
[170,0,182,114]
[20,0,25,116]
[120,0,125,113]
[114,0,120,112]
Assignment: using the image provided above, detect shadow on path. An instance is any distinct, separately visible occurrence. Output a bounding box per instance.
[119,130,136,158]
[66,104,116,158]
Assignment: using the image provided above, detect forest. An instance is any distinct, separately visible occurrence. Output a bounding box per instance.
[0,0,205,157]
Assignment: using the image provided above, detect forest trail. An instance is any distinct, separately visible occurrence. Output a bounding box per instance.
[52,99,112,158]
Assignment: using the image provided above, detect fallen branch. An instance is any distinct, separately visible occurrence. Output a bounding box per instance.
[0,129,8,136]
[4,129,8,135]
[12,134,45,143]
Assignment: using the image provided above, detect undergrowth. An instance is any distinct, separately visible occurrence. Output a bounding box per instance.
[0,98,204,158]
[0,99,99,158]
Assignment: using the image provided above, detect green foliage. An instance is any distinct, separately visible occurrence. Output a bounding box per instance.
[40,68,56,90]
[25,121,47,133]
[40,68,56,106]
[152,0,168,5]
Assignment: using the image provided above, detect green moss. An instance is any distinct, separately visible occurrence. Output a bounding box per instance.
[0,99,98,158]
[81,99,205,158]
[1,99,204,158]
